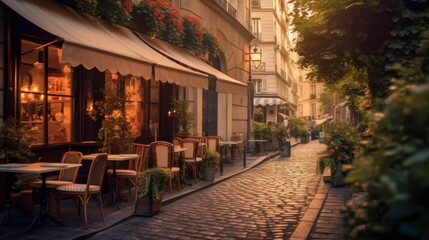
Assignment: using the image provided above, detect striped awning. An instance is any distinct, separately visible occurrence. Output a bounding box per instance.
[253,97,287,106]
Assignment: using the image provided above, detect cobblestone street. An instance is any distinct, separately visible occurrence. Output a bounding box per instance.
[87,141,326,240]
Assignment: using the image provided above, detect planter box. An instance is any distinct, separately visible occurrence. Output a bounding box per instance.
[135,192,163,217]
[203,166,216,182]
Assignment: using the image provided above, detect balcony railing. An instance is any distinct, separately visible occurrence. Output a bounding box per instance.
[310,93,317,99]
[214,0,237,18]
[252,32,262,40]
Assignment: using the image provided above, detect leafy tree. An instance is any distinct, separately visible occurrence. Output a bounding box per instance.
[343,31,429,239]
[291,0,429,101]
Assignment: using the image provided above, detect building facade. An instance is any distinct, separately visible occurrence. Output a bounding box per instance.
[250,0,298,125]
[0,0,252,162]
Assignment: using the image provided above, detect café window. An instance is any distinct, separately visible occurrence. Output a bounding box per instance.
[105,72,144,138]
[20,40,73,145]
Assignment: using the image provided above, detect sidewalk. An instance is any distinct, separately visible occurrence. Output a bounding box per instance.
[0,145,288,240]
[0,140,351,240]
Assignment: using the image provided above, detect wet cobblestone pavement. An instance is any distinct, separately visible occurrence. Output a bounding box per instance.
[87,141,326,240]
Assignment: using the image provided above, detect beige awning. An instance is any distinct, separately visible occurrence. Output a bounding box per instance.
[254,97,287,106]
[135,32,247,95]
[4,0,208,89]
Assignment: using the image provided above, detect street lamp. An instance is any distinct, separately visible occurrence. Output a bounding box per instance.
[244,45,262,168]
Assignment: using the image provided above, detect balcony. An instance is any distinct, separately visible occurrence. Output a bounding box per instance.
[214,0,237,18]
[252,0,261,8]
[252,32,262,40]
[310,93,316,99]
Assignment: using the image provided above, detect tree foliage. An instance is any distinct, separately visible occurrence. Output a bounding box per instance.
[291,0,429,100]
[343,31,429,239]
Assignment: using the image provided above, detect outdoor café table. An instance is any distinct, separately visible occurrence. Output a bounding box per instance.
[173,147,190,186]
[219,141,240,176]
[248,139,268,155]
[82,154,138,209]
[0,162,81,233]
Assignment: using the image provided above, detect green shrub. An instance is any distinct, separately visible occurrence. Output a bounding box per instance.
[344,63,429,238]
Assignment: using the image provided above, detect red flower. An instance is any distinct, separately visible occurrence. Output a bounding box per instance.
[329,149,335,155]
[121,0,133,13]
[336,155,342,161]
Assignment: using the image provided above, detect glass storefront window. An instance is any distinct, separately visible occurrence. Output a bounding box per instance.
[20,40,73,145]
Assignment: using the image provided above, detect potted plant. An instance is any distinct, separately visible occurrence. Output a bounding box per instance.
[87,88,134,154]
[0,118,35,212]
[12,173,40,214]
[274,125,291,157]
[0,118,34,163]
[170,98,193,137]
[318,123,360,186]
[202,149,221,182]
[135,167,172,216]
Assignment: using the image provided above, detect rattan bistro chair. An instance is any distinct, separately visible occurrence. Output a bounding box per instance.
[30,151,83,213]
[150,141,181,193]
[106,143,150,197]
[181,138,203,181]
[56,153,108,229]
[205,136,221,152]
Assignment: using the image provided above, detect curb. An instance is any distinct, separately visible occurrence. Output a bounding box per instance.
[290,173,331,240]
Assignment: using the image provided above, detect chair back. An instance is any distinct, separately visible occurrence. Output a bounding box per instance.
[230,135,243,142]
[86,154,108,188]
[59,151,83,182]
[205,136,220,152]
[172,137,182,147]
[132,143,150,172]
[150,141,174,168]
[181,138,199,161]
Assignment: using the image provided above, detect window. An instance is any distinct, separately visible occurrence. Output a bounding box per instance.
[20,40,73,145]
[104,72,145,138]
[251,18,261,40]
[311,103,316,118]
[253,79,265,93]
[310,84,316,99]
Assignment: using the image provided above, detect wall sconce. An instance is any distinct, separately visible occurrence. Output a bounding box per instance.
[249,45,262,69]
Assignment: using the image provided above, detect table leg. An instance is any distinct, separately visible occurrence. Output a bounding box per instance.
[220,145,225,176]
[104,161,119,209]
[26,173,63,233]
[0,173,13,233]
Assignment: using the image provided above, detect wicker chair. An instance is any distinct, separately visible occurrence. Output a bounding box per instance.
[56,153,108,229]
[30,151,83,214]
[150,141,181,193]
[181,138,203,181]
[106,143,150,197]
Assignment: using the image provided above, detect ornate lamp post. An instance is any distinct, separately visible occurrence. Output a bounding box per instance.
[243,45,262,168]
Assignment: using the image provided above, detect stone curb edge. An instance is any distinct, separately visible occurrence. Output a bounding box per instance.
[289,176,331,240]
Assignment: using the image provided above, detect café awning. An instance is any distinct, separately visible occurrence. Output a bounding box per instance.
[3,0,208,90]
[253,97,287,106]
[135,32,247,96]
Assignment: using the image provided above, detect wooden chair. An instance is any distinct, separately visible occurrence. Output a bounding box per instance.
[30,151,83,214]
[181,138,203,181]
[150,141,181,193]
[205,136,221,152]
[56,153,108,229]
[106,143,150,197]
